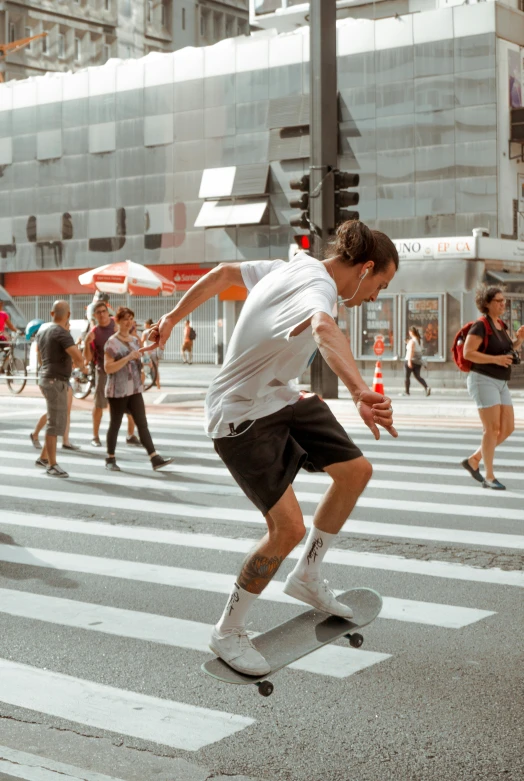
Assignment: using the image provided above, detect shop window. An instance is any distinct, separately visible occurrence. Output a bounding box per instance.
[403,294,446,360]
[358,297,398,360]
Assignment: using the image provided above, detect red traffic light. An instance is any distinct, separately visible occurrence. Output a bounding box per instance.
[294,234,311,250]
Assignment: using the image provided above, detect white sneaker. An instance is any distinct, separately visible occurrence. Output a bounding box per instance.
[283,573,354,619]
[209,627,270,676]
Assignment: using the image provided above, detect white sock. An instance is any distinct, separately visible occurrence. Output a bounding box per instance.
[291,527,337,582]
[216,582,259,634]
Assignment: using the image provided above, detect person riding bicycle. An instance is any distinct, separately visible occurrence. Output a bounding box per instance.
[0,300,16,350]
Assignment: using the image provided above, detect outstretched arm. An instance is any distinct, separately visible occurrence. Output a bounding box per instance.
[311,311,397,440]
[148,263,245,349]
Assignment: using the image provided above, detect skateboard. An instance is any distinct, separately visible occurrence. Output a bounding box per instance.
[202,587,382,697]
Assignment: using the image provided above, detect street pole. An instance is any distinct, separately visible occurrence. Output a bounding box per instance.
[309,0,339,398]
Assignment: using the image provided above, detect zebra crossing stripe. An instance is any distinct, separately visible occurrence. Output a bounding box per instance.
[2,480,524,525]
[0,588,391,678]
[3,461,524,503]
[0,745,127,781]
[3,501,524,553]
[3,446,522,483]
[0,658,254,752]
[0,540,517,602]
[8,427,524,456]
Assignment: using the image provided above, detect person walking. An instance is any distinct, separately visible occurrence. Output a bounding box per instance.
[84,300,139,447]
[462,285,524,490]
[152,219,398,675]
[104,306,174,472]
[181,319,194,364]
[403,326,430,397]
[35,300,87,477]
[30,383,80,451]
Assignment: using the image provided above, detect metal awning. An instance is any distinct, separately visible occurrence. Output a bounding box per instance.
[487,270,524,284]
[194,199,268,228]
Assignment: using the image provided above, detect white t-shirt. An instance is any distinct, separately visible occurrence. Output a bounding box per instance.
[205,252,337,438]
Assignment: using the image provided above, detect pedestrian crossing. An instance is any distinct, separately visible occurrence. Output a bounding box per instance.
[0,407,522,768]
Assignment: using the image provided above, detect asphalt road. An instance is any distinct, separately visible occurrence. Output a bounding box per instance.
[0,395,522,781]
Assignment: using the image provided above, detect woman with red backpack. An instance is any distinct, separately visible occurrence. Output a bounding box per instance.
[461,285,524,490]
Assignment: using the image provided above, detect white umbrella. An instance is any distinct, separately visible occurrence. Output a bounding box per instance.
[78,260,175,296]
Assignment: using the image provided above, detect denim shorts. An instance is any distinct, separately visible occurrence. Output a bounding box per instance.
[467,372,513,409]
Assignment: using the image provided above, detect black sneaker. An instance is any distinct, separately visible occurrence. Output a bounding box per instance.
[151,455,175,471]
[35,457,49,468]
[91,437,102,447]
[105,457,121,472]
[30,433,41,449]
[46,464,69,478]
[126,435,141,446]
[63,442,81,451]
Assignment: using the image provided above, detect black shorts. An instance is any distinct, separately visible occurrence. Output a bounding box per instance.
[213,395,363,516]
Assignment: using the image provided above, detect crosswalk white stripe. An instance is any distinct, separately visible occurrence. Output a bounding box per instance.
[10,427,524,456]
[3,436,522,467]
[0,588,390,678]
[0,539,520,596]
[3,446,522,483]
[0,746,127,781]
[18,419,524,443]
[0,658,254,751]
[3,480,523,527]
[4,508,523,554]
[4,462,524,503]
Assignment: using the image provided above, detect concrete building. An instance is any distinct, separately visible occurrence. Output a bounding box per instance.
[0,1,250,82]
[0,1,523,379]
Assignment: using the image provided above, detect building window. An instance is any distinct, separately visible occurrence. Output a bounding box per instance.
[182,7,186,30]
[8,23,16,44]
[74,37,81,62]
[105,0,111,9]
[126,44,132,58]
[161,2,166,27]
[147,0,153,22]
[25,27,32,51]
[42,33,48,55]
[103,43,110,62]
[225,17,234,37]
[200,12,206,37]
[58,34,65,59]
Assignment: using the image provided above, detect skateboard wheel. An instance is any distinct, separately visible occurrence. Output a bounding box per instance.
[348,632,364,648]
[256,680,274,697]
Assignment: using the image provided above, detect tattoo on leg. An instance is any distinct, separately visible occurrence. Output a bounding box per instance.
[238,554,284,592]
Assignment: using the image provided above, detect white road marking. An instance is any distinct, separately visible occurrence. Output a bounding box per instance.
[0,745,128,781]
[0,658,254,752]
[0,540,517,603]
[8,427,524,455]
[3,462,524,503]
[0,588,391,678]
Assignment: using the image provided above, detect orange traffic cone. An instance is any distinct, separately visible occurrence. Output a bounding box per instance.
[372,360,385,395]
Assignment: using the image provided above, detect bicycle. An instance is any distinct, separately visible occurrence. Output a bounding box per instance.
[142,353,158,392]
[0,335,27,394]
[71,363,95,400]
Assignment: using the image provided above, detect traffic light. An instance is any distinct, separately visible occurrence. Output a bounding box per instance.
[289,174,310,231]
[334,170,359,225]
[294,234,311,251]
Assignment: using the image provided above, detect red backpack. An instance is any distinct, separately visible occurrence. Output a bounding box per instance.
[451,316,491,372]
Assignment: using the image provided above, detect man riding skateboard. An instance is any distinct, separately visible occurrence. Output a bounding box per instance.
[151,220,399,676]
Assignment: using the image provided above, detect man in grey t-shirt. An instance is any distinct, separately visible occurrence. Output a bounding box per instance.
[36,300,87,478]
[152,221,399,676]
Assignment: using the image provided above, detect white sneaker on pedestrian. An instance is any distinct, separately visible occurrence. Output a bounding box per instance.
[209,627,270,676]
[283,573,354,619]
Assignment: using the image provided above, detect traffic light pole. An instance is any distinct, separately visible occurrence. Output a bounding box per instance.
[309,0,339,399]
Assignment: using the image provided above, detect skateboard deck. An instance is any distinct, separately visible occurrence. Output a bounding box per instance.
[202,587,382,696]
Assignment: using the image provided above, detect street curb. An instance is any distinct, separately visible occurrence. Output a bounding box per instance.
[153,391,207,404]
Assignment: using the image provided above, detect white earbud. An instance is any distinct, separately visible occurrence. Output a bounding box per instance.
[360,268,370,280]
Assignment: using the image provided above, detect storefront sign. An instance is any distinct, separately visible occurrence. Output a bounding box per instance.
[171,266,208,291]
[359,298,396,360]
[406,297,441,357]
[394,237,475,261]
